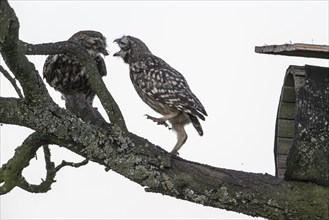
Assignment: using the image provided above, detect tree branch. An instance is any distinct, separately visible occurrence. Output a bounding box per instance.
[17,145,88,193]
[0,0,51,102]
[0,132,50,194]
[64,95,108,126]
[1,1,328,219]
[1,0,126,129]
[55,158,89,172]
[0,126,88,194]
[20,40,127,132]
[0,65,23,98]
[1,94,327,218]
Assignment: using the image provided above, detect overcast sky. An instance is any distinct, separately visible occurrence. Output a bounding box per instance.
[1,1,328,219]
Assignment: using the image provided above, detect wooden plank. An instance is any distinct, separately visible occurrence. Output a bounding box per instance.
[277,119,295,138]
[286,66,306,90]
[255,43,329,59]
[294,75,306,90]
[284,73,295,87]
[276,138,293,155]
[278,102,295,119]
[286,65,306,77]
[280,86,296,102]
[277,155,288,169]
[277,168,286,178]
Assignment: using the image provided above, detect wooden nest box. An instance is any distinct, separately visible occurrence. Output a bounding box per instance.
[255,43,329,186]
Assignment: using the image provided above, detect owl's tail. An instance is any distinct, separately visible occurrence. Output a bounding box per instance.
[188,114,204,136]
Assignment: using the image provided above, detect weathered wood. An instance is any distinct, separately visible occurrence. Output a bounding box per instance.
[274,66,306,178]
[280,86,296,102]
[285,65,329,186]
[276,168,286,178]
[276,138,293,155]
[277,155,288,168]
[278,102,295,119]
[255,43,329,59]
[286,65,306,89]
[277,119,295,138]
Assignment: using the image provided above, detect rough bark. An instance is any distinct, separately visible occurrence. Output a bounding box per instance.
[285,65,329,186]
[1,1,329,219]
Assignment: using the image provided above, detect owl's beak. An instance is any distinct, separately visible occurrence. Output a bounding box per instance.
[113,38,127,57]
[102,48,109,56]
[113,50,123,57]
[113,38,121,44]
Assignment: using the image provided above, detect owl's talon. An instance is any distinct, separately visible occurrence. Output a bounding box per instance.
[170,150,179,157]
[145,114,170,128]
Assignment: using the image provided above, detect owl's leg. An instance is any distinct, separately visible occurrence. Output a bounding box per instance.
[145,114,170,128]
[65,95,106,125]
[170,123,188,156]
[145,112,178,129]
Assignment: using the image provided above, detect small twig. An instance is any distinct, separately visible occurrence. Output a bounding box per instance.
[0,132,49,194]
[0,65,24,98]
[43,145,55,171]
[17,145,88,193]
[55,159,89,172]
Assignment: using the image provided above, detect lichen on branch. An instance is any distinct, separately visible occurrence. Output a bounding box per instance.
[0,0,328,219]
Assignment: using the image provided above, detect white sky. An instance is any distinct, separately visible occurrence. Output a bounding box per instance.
[0,1,328,219]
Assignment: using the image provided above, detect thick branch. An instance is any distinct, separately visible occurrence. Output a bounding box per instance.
[17,145,88,193]
[0,97,25,126]
[0,0,50,102]
[64,95,107,126]
[0,132,49,194]
[0,123,89,194]
[1,1,328,218]
[1,0,126,130]
[0,96,327,218]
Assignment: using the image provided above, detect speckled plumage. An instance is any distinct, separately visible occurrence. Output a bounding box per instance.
[114,35,207,155]
[43,30,108,104]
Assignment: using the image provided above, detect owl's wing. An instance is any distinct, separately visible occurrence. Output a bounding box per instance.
[43,54,73,91]
[134,61,207,120]
[43,54,95,100]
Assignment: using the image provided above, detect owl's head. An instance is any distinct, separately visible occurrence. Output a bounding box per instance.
[113,35,151,63]
[69,31,109,57]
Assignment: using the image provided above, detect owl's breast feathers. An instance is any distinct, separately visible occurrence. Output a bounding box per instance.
[129,55,207,121]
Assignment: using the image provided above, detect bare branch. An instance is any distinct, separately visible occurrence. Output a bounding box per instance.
[1,1,328,218]
[43,145,55,171]
[0,65,23,98]
[55,159,89,172]
[64,95,108,126]
[0,132,50,194]
[17,145,88,193]
[0,0,51,102]
[0,132,88,194]
[0,74,328,218]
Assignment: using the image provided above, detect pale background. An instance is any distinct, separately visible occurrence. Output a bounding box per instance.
[0,1,328,219]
